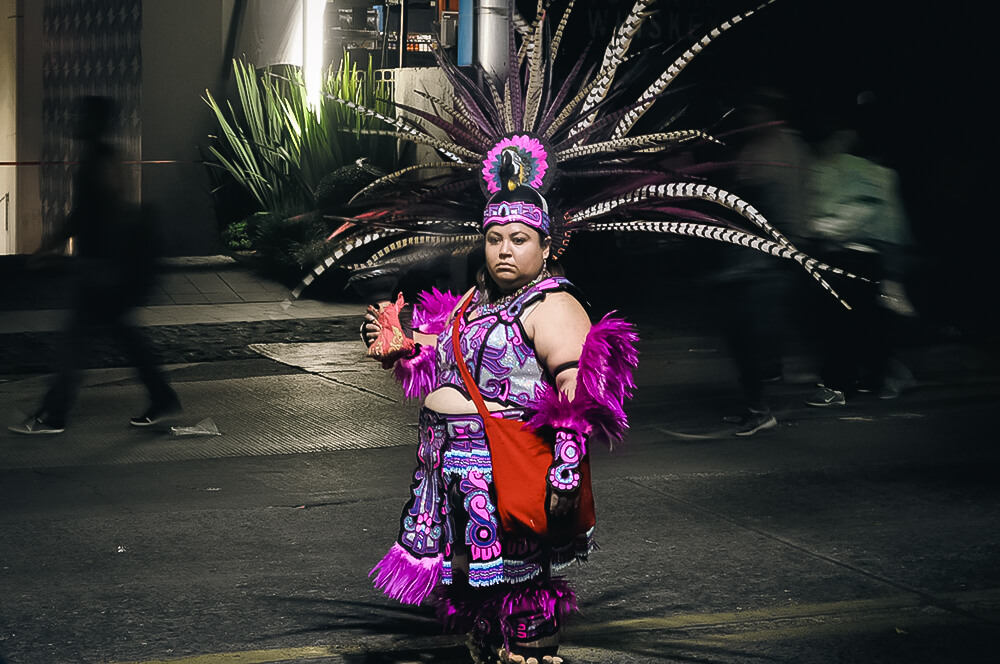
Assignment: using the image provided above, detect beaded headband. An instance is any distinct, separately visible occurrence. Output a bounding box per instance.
[482,200,551,235]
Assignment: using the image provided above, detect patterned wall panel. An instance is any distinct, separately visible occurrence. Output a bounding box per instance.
[41,0,142,236]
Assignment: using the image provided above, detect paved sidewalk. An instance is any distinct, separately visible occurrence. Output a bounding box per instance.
[0,255,359,334]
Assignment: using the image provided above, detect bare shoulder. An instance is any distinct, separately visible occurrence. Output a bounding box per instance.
[524,290,590,339]
[532,290,588,320]
[526,290,590,367]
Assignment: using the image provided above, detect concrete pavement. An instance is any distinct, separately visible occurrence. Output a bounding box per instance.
[2,255,1000,663]
[0,255,358,334]
[2,252,999,469]
[0,255,385,469]
[1,346,998,664]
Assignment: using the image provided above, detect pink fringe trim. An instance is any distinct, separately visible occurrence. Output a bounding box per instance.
[528,313,639,445]
[433,577,578,633]
[370,542,442,605]
[392,343,436,400]
[500,577,578,622]
[527,386,592,435]
[412,288,462,335]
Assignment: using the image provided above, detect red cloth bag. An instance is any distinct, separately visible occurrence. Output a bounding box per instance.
[451,296,595,539]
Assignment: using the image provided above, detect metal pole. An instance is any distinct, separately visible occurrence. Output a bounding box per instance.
[476,0,508,81]
[399,0,407,68]
[301,0,307,70]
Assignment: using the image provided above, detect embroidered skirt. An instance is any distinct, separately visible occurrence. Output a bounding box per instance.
[371,407,594,605]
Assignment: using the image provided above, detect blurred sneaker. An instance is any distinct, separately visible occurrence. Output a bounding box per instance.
[805,387,846,407]
[733,410,777,437]
[130,399,182,427]
[878,384,900,400]
[8,416,65,435]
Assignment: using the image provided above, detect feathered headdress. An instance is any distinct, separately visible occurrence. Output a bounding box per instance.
[293,0,857,307]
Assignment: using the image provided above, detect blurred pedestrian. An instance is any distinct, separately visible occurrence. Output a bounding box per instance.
[802,93,916,407]
[713,86,812,436]
[9,96,180,435]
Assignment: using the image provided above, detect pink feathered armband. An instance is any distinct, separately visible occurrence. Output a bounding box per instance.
[528,313,639,447]
[412,287,463,335]
[390,288,462,399]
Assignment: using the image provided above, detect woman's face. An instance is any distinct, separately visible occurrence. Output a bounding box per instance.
[484,222,550,293]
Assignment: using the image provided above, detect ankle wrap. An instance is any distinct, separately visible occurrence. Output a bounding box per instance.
[503,610,559,643]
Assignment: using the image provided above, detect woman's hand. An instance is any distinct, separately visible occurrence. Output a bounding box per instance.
[547,486,580,517]
[360,302,387,347]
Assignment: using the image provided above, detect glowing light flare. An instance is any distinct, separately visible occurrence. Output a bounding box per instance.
[303,0,327,111]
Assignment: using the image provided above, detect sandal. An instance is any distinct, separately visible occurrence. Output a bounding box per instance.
[497,647,563,664]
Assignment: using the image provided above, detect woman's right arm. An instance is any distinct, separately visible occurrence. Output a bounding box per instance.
[363,288,466,399]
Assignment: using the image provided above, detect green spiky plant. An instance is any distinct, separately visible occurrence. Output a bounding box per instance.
[203,53,398,271]
[205,54,396,212]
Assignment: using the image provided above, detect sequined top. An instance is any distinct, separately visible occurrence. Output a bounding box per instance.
[435,276,574,408]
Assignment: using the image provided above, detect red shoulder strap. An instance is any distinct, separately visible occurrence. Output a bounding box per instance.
[452,294,492,421]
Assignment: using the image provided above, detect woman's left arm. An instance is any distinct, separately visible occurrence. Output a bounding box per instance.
[526,292,592,516]
[529,292,591,400]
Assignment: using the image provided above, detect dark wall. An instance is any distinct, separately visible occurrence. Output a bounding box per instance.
[520,0,998,335]
[142,0,234,256]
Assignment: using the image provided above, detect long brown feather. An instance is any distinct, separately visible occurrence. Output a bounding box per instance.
[572,0,657,137]
[292,229,406,299]
[523,9,549,131]
[349,163,478,204]
[586,219,855,309]
[557,130,718,161]
[613,0,777,139]
[566,182,796,250]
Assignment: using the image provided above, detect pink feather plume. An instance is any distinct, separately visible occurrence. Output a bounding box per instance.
[370,543,442,605]
[392,344,437,400]
[527,313,639,446]
[412,287,462,335]
[391,288,459,398]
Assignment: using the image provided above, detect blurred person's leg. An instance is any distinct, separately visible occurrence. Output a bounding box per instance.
[717,279,778,435]
[36,291,103,428]
[716,281,763,410]
[106,306,180,426]
[807,248,856,406]
[839,248,883,393]
[853,254,892,393]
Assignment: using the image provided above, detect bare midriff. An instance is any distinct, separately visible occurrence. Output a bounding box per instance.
[423,385,508,415]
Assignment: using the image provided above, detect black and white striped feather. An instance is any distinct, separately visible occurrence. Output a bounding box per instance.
[295,0,855,309]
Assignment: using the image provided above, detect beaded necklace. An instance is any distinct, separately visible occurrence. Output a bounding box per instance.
[474,269,551,317]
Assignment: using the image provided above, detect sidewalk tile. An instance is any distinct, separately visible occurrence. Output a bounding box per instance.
[167,292,210,305]
[187,273,238,295]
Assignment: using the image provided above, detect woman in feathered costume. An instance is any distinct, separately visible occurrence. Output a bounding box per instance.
[319,1,857,662]
[362,175,637,663]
